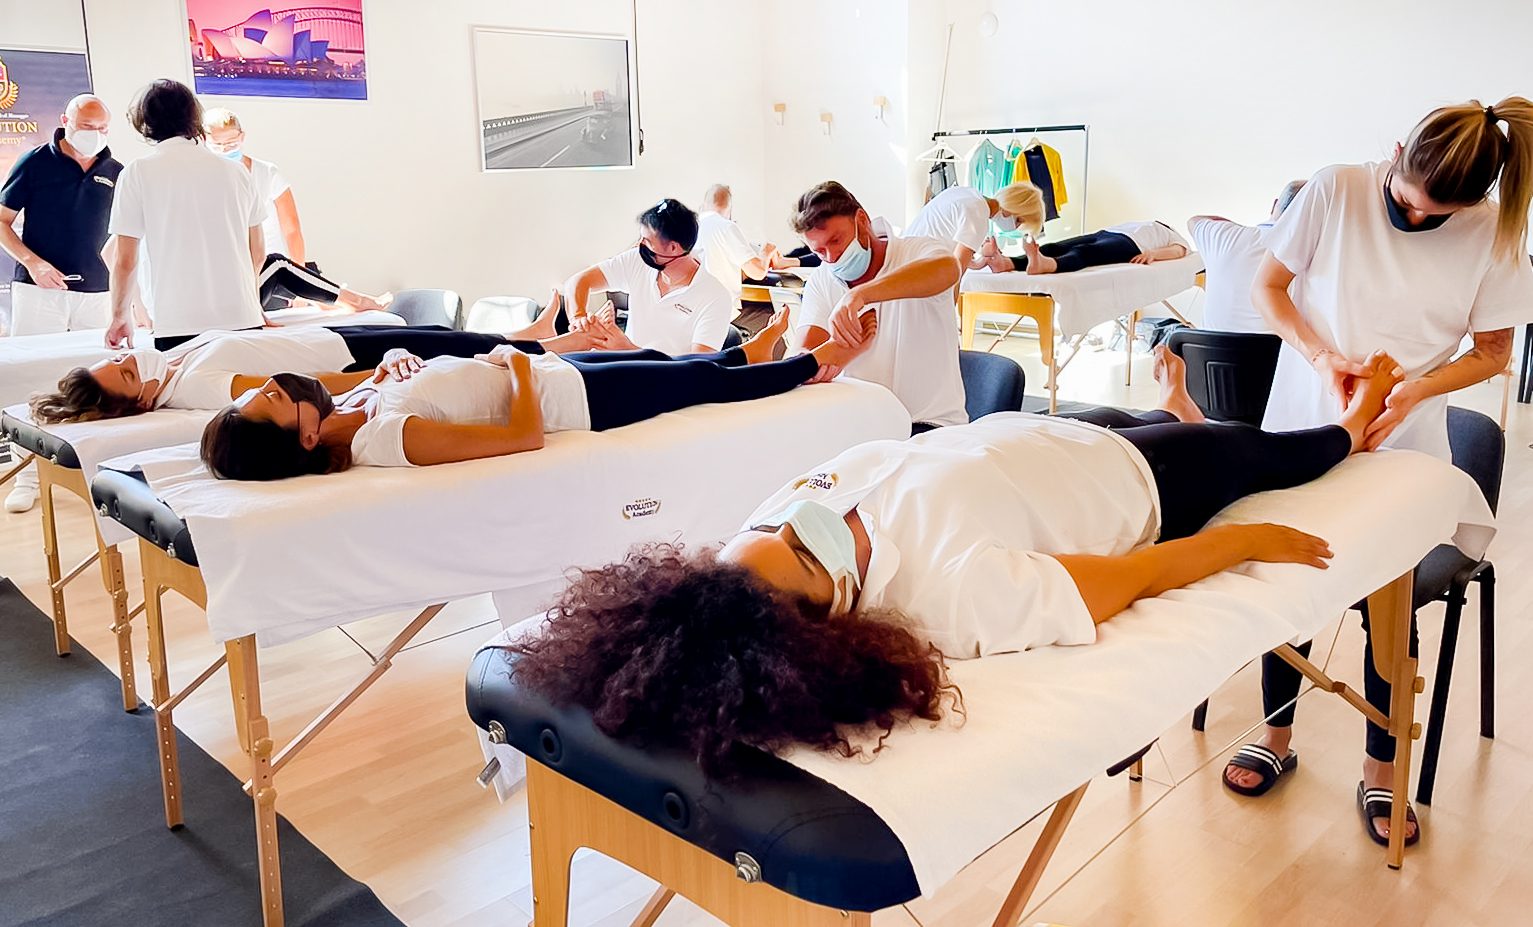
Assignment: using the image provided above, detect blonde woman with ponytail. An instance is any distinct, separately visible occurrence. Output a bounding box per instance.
[1231,98,1533,848]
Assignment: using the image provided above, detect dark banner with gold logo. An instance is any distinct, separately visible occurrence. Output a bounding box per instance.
[0,48,93,328]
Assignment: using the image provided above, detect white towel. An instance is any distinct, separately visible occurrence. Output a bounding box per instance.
[961,253,1203,338]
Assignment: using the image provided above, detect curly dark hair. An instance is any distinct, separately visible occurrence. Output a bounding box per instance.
[29,368,142,424]
[507,543,959,779]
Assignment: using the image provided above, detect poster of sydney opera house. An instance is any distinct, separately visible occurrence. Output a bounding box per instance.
[186,1,367,100]
[474,28,635,171]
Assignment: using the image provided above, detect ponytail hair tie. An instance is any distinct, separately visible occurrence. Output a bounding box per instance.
[1486,105,1498,123]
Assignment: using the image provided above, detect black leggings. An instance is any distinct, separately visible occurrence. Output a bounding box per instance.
[1055,407,1353,541]
[1261,606,1419,762]
[1014,230,1140,274]
[519,344,820,432]
[331,325,512,371]
[259,254,349,310]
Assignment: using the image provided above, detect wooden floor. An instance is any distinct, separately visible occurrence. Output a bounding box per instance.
[4,329,1531,927]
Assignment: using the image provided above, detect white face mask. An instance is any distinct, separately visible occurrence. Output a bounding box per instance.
[128,350,169,404]
[66,127,107,158]
[992,213,1019,232]
[754,500,863,615]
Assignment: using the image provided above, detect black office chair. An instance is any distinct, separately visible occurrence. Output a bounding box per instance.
[958,350,1026,420]
[388,289,463,329]
[722,324,745,351]
[1192,407,1500,807]
[1165,329,1283,426]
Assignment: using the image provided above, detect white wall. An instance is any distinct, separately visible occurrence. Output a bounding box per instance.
[76,0,768,306]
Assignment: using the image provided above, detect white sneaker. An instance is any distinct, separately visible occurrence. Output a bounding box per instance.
[4,484,37,513]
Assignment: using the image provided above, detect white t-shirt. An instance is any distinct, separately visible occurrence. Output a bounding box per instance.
[694,211,759,309]
[1104,220,1190,254]
[741,413,1160,659]
[1188,217,1273,334]
[154,327,354,410]
[108,137,267,338]
[350,354,589,467]
[797,235,967,426]
[596,248,733,356]
[905,186,991,253]
[1261,161,1533,460]
[246,156,290,257]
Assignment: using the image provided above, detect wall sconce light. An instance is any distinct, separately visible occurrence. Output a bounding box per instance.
[820,112,834,135]
[872,96,888,120]
[772,102,786,125]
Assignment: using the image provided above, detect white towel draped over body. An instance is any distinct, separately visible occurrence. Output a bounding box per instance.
[961,253,1203,338]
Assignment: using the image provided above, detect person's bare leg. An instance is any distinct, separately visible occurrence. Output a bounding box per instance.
[535,330,601,353]
[1336,352,1404,453]
[741,307,791,365]
[1023,236,1057,275]
[339,287,392,313]
[1151,344,1205,423]
[512,289,564,342]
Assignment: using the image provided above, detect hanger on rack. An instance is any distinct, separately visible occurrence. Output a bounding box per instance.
[917,139,961,163]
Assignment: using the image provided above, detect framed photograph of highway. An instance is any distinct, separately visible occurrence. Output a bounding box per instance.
[185,1,368,100]
[473,27,636,171]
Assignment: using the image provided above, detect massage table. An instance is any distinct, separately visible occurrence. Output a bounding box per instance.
[85,379,909,927]
[0,310,406,709]
[465,448,1495,927]
[959,254,1204,412]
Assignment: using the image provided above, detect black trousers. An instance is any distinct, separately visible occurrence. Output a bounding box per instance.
[1015,230,1140,274]
[331,325,512,371]
[518,345,820,432]
[258,254,348,310]
[1056,407,1353,541]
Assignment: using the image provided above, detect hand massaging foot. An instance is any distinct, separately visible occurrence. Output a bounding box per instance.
[1337,352,1405,453]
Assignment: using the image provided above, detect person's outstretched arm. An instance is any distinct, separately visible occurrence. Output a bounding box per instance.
[827,254,961,346]
[1253,252,1370,401]
[1053,522,1332,624]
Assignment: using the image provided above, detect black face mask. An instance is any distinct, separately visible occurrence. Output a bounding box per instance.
[1383,171,1452,233]
[638,241,684,271]
[270,372,335,422]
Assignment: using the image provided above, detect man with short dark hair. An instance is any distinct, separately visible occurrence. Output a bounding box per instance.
[791,181,966,431]
[1188,179,1307,333]
[0,93,123,512]
[565,198,733,356]
[106,79,267,350]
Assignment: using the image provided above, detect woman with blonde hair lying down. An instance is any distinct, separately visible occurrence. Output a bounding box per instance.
[503,347,1405,778]
[199,310,872,480]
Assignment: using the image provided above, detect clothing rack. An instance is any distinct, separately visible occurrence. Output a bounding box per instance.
[931,124,1090,233]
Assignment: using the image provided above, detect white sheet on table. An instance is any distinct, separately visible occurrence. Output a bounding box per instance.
[0,310,400,411]
[101,378,910,646]
[781,449,1493,897]
[961,253,1203,338]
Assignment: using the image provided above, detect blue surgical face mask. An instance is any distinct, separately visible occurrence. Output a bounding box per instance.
[218,147,244,162]
[754,500,862,615]
[825,226,873,283]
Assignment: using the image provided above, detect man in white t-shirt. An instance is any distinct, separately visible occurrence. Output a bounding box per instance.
[567,198,733,356]
[1187,180,1306,333]
[106,80,266,352]
[694,184,777,311]
[791,181,966,430]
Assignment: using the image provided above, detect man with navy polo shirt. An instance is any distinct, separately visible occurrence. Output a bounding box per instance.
[0,93,121,513]
[0,94,121,336]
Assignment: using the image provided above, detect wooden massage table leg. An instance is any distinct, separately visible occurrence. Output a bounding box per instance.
[524,760,871,927]
[959,293,1059,412]
[1124,308,1140,387]
[0,449,33,486]
[990,782,1090,927]
[139,538,211,830]
[227,633,285,927]
[36,458,70,658]
[98,531,141,711]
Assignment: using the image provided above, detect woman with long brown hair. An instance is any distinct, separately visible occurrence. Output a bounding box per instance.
[1235,97,1533,845]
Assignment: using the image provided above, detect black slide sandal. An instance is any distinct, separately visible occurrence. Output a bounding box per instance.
[1222,744,1298,797]
[1357,782,1421,847]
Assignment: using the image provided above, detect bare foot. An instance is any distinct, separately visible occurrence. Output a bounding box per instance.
[1022,237,1056,275]
[741,307,791,364]
[1151,344,1205,423]
[808,312,878,380]
[1363,756,1419,842]
[1225,725,1293,792]
[1337,352,1404,453]
[520,289,563,341]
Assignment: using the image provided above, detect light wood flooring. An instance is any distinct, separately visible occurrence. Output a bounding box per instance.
[3,328,1531,927]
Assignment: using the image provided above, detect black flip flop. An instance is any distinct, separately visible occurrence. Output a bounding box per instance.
[1222,744,1298,797]
[1357,782,1421,847]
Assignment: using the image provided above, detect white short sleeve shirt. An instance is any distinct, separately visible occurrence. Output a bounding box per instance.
[905,186,991,253]
[108,138,267,338]
[1104,220,1190,254]
[797,235,967,426]
[246,156,290,257]
[741,413,1161,659]
[1187,217,1273,334]
[1261,161,1533,459]
[154,327,354,410]
[596,248,733,355]
[694,211,759,309]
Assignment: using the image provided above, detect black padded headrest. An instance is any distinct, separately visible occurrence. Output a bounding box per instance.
[465,646,920,912]
[89,469,198,566]
[1,411,82,470]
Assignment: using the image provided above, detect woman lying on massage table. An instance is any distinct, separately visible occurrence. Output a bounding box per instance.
[505,347,1404,777]
[972,184,1190,276]
[199,310,872,479]
[26,320,612,424]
